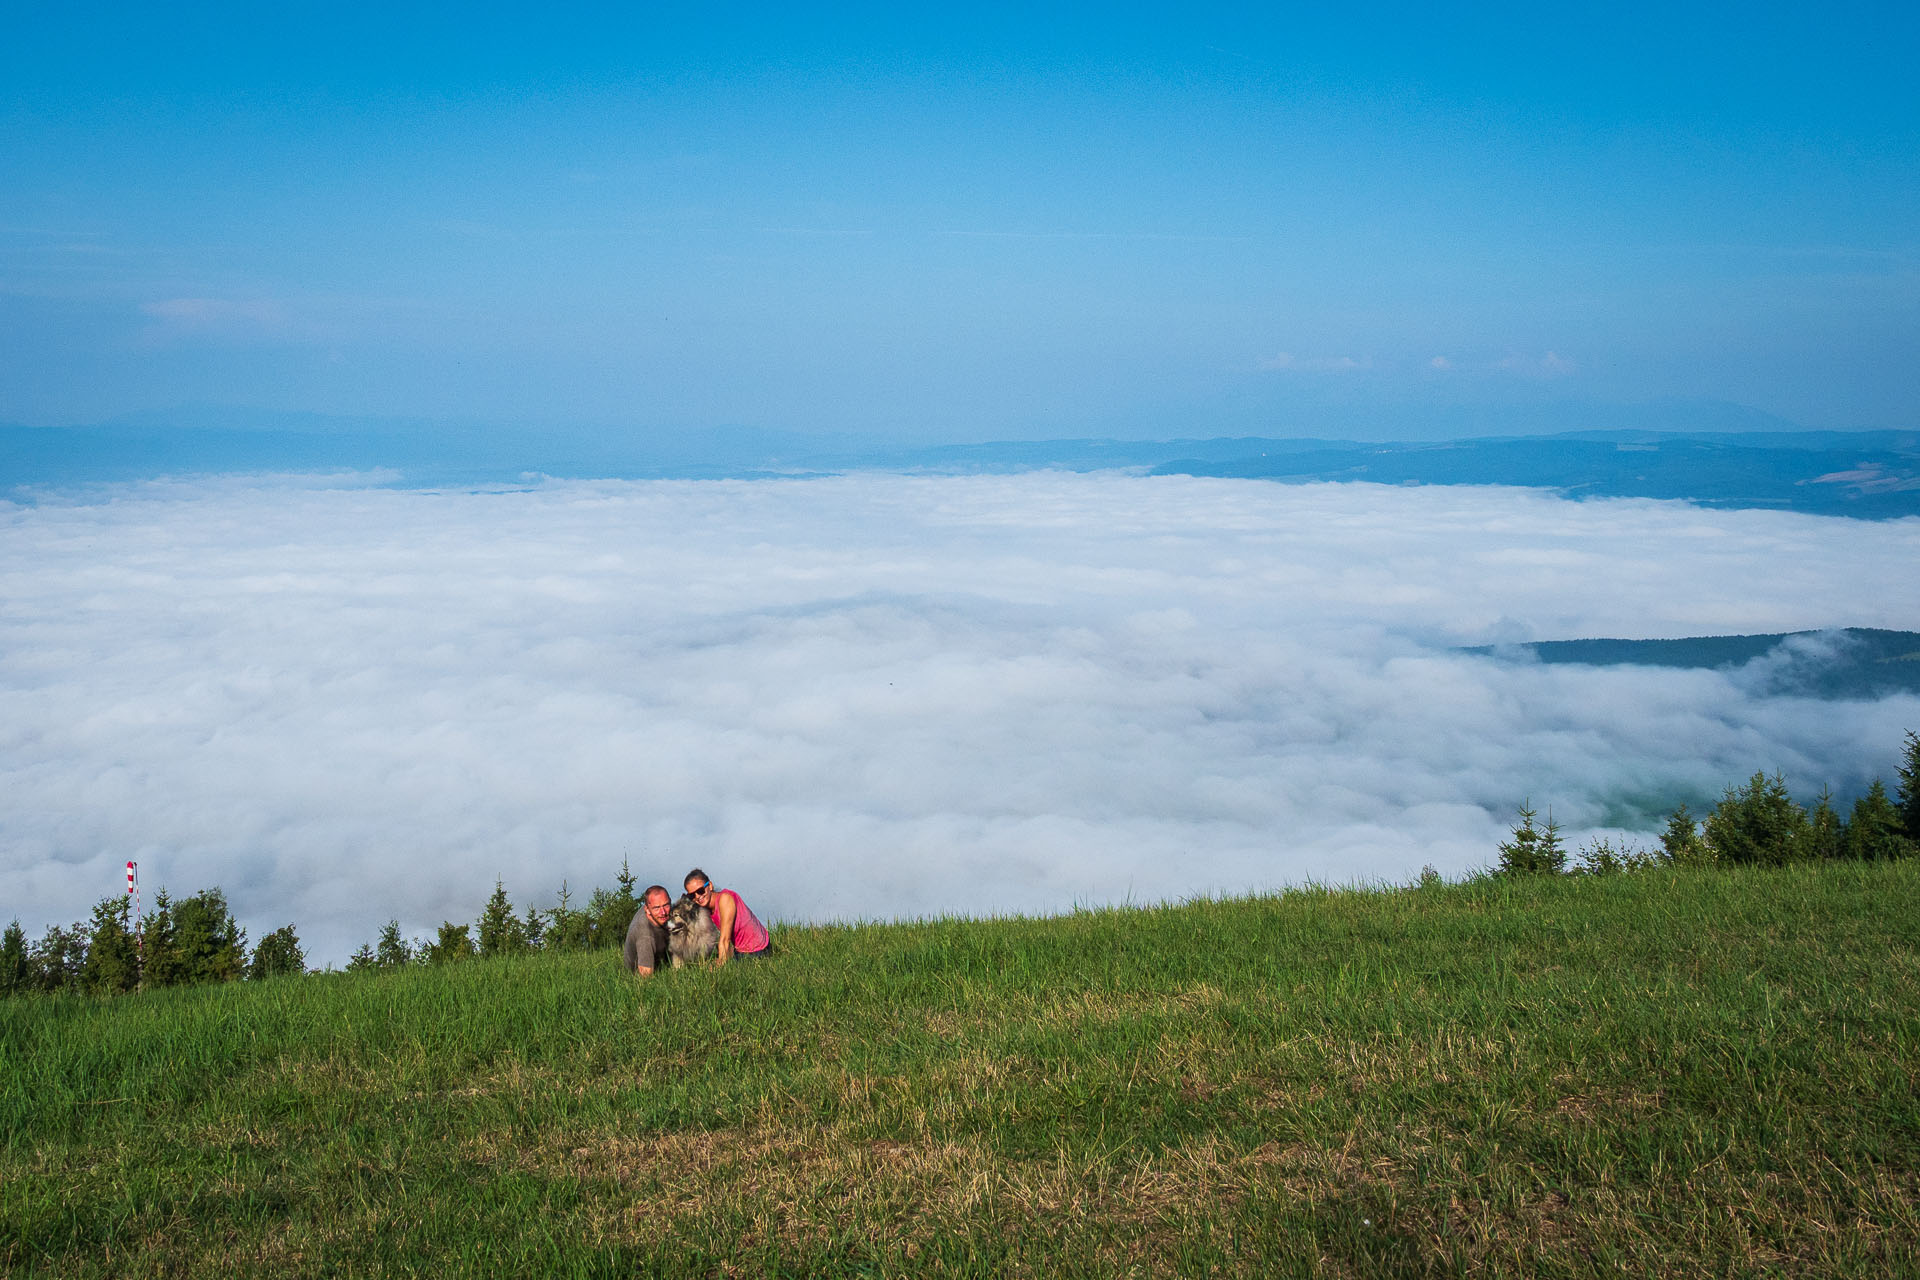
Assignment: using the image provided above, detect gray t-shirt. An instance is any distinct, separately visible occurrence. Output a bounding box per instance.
[623,910,671,974]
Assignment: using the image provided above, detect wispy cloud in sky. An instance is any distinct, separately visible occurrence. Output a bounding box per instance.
[1260,352,1371,373]
[138,297,290,341]
[1495,351,1579,378]
[2,473,1915,963]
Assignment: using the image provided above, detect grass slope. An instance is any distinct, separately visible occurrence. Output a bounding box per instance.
[4,863,1918,1277]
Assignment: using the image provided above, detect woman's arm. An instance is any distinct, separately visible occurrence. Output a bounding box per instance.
[713,891,737,964]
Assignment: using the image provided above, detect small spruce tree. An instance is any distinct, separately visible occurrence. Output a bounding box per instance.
[1704,772,1809,866]
[593,858,642,950]
[375,920,412,968]
[1497,803,1540,875]
[1536,811,1566,875]
[80,896,140,995]
[170,888,247,984]
[1845,780,1916,861]
[477,879,528,958]
[1897,730,1920,840]
[1659,803,1711,865]
[1497,803,1566,875]
[1806,788,1847,861]
[587,886,633,951]
[544,881,593,952]
[139,889,184,988]
[0,920,28,998]
[346,942,378,972]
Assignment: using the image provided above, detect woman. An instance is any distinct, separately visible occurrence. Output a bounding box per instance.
[682,868,769,964]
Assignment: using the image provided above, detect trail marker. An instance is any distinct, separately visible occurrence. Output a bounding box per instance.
[126,861,141,954]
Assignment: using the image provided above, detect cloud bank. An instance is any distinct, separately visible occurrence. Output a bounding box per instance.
[3,473,1916,963]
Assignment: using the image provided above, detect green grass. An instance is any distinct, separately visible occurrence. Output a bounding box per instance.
[4,862,1918,1277]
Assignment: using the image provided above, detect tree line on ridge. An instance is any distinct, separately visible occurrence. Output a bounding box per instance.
[0,863,648,999]
[1495,731,1920,875]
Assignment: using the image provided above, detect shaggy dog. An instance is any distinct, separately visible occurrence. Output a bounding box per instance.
[663,893,720,967]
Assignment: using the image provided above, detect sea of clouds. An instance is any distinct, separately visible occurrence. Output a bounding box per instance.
[3,471,1917,964]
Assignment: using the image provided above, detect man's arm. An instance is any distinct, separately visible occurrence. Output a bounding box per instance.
[628,919,662,976]
[713,893,736,964]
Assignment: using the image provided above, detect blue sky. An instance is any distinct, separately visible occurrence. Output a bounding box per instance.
[3,3,1916,443]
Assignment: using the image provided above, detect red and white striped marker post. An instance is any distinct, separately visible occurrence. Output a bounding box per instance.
[126,861,141,955]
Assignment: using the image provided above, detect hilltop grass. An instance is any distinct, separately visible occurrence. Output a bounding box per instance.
[3,862,1918,1278]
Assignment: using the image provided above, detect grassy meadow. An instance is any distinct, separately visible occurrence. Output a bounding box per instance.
[3,861,1918,1277]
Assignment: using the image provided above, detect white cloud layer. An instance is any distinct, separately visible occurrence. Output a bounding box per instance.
[3,473,1917,963]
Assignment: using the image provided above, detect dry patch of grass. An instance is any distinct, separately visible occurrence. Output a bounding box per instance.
[502,1117,1318,1273]
[1549,1084,1665,1122]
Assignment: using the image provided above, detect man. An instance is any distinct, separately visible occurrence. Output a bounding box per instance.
[624,885,673,976]
[683,868,769,964]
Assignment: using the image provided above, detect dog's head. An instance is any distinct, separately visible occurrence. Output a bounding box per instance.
[663,893,705,935]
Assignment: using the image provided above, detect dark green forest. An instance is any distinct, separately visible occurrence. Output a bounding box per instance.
[1464,627,1920,700]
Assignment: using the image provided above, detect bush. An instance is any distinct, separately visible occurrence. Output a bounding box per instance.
[1574,838,1658,875]
[30,923,87,994]
[424,922,476,965]
[249,925,306,980]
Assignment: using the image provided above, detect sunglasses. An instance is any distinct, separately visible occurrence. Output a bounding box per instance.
[687,882,711,897]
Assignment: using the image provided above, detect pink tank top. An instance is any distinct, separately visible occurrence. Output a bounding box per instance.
[715,889,769,954]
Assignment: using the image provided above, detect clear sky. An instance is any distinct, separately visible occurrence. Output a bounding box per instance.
[3,3,1916,443]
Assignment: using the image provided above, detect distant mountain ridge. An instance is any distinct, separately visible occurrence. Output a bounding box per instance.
[1149,432,1920,519]
[5,420,1919,517]
[1464,628,1920,700]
